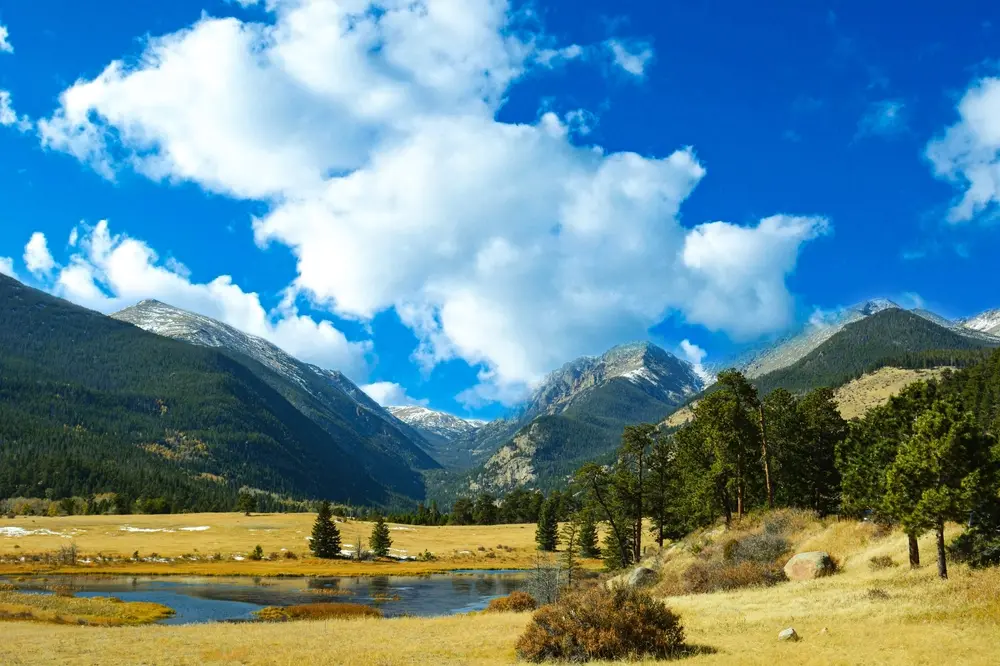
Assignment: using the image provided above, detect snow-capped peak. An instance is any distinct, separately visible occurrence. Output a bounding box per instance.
[959,309,1000,336]
[387,406,485,442]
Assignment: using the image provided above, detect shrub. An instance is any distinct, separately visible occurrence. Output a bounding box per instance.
[516,586,685,662]
[255,603,383,622]
[722,532,789,565]
[486,591,537,613]
[864,587,890,601]
[948,528,1000,569]
[682,560,786,594]
[868,555,898,571]
[283,550,298,560]
[249,545,264,561]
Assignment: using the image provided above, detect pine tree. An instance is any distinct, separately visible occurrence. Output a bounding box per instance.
[577,510,601,559]
[236,491,256,516]
[885,402,996,579]
[310,500,342,559]
[369,515,393,557]
[535,498,558,552]
[560,521,581,587]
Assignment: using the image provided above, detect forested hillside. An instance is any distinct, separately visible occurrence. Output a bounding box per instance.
[753,309,996,395]
[0,275,387,510]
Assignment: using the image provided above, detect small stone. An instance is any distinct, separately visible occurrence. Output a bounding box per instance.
[778,628,800,642]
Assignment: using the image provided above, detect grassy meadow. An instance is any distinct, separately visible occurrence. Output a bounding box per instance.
[0,512,570,576]
[1,513,999,664]
[0,588,173,626]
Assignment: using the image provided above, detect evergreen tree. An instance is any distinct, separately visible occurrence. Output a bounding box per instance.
[369,516,393,557]
[646,433,681,547]
[310,500,342,559]
[795,388,846,515]
[450,497,474,525]
[575,463,631,569]
[535,498,559,552]
[560,520,581,586]
[577,510,601,559]
[473,493,499,525]
[885,402,996,579]
[236,491,256,516]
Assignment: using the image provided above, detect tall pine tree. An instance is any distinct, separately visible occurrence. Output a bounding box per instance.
[310,500,342,559]
[369,516,393,557]
[535,497,558,552]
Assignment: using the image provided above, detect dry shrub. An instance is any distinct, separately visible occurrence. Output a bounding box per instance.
[864,587,891,601]
[868,555,897,571]
[256,603,382,622]
[516,585,685,663]
[682,560,786,594]
[51,586,76,598]
[485,591,537,613]
[722,532,789,565]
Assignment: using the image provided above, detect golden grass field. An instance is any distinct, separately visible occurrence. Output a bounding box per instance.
[0,588,173,626]
[0,512,561,576]
[664,366,949,427]
[2,513,999,664]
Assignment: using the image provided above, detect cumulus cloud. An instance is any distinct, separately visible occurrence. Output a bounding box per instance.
[361,381,429,407]
[0,23,12,54]
[0,257,16,278]
[857,99,907,139]
[605,39,654,78]
[27,221,372,379]
[926,77,1000,223]
[24,232,56,276]
[0,90,33,132]
[679,339,713,384]
[38,0,828,404]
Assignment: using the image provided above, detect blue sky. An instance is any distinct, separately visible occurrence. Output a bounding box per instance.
[1,0,998,419]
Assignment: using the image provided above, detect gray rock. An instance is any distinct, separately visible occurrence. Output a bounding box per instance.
[626,566,659,588]
[783,551,836,581]
[778,627,799,642]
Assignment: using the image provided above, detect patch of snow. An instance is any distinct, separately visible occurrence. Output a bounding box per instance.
[180,526,211,532]
[232,555,245,561]
[390,526,415,531]
[120,526,175,533]
[0,527,72,538]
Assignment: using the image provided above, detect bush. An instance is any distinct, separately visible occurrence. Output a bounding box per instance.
[682,560,786,594]
[948,528,1000,569]
[868,555,898,571]
[249,545,264,561]
[255,603,382,622]
[486,591,537,613]
[283,550,298,560]
[516,586,685,663]
[722,532,789,565]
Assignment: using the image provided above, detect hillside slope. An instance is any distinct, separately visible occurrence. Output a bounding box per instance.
[112,300,439,498]
[0,275,387,508]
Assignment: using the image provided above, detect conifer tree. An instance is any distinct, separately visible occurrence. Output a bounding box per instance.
[310,500,342,559]
[236,491,256,516]
[560,521,581,586]
[535,498,558,552]
[369,515,393,557]
[886,402,996,579]
[577,510,601,559]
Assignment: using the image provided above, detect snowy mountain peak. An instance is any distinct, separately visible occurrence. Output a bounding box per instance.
[387,406,485,443]
[959,309,1000,336]
[854,298,899,316]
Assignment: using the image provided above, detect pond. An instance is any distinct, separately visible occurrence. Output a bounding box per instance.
[1,571,527,625]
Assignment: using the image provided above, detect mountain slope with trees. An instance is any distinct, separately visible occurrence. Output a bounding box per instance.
[0,274,389,510]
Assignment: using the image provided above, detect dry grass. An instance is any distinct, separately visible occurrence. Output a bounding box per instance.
[0,589,173,626]
[255,602,383,621]
[1,514,999,664]
[833,366,950,420]
[0,513,598,576]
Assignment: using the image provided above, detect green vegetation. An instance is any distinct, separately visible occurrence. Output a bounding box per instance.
[534,498,558,552]
[0,274,387,510]
[368,516,392,557]
[310,501,342,558]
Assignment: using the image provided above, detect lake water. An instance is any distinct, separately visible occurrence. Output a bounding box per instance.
[1,571,527,625]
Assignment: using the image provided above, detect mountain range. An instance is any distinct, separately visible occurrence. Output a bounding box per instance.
[3,270,999,508]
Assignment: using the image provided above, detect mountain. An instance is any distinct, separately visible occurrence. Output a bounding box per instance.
[448,342,703,496]
[960,309,1000,336]
[112,300,439,499]
[387,406,486,469]
[753,308,998,396]
[0,274,387,509]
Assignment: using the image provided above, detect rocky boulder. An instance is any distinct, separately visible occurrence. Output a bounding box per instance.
[778,627,799,641]
[607,566,658,590]
[783,551,836,581]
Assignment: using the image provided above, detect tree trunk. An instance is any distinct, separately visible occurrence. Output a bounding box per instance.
[908,533,920,569]
[758,404,774,509]
[936,523,948,580]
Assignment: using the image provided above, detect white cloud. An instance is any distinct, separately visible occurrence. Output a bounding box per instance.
[24,232,56,276]
[605,38,654,78]
[0,257,16,278]
[857,99,907,138]
[32,221,371,380]
[679,339,713,384]
[0,24,12,54]
[38,0,828,404]
[361,381,429,407]
[0,90,33,132]
[926,77,1000,223]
